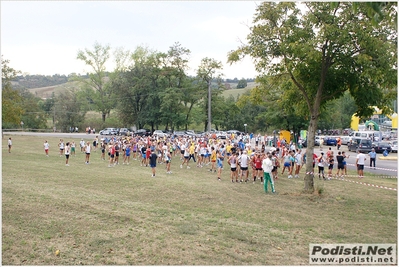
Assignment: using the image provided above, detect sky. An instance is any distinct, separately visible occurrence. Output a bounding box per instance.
[1,1,262,79]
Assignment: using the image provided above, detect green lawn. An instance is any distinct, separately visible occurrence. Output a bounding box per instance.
[2,135,397,265]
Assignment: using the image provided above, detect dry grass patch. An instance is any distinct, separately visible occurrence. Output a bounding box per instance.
[2,135,397,265]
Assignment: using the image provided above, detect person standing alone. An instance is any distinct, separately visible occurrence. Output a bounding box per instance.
[8,137,12,153]
[65,142,71,166]
[149,151,157,177]
[368,148,376,169]
[44,140,50,156]
[356,150,366,178]
[85,141,91,164]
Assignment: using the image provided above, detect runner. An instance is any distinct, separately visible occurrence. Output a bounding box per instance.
[44,140,50,156]
[228,152,238,183]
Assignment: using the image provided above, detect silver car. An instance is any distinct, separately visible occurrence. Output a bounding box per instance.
[153,130,168,138]
[390,140,397,153]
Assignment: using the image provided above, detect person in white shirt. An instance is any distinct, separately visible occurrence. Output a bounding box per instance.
[58,139,64,157]
[8,137,12,153]
[238,150,250,183]
[80,139,85,152]
[65,142,71,166]
[85,141,91,164]
[356,150,367,178]
[262,153,275,193]
[44,140,50,156]
[317,153,327,180]
[228,152,239,183]
[294,149,303,178]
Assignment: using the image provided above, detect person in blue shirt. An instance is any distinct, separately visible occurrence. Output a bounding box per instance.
[238,139,245,151]
[368,148,376,168]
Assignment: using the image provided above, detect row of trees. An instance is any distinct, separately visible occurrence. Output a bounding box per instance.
[12,74,70,89]
[2,49,360,134]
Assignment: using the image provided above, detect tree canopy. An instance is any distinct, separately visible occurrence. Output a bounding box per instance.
[228,2,397,192]
[2,57,24,127]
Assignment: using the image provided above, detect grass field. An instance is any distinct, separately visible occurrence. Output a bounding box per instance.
[28,81,80,99]
[222,82,257,99]
[2,135,397,265]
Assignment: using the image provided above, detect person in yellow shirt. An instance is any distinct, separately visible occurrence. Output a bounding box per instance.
[226,142,232,157]
[209,146,217,172]
[189,142,196,163]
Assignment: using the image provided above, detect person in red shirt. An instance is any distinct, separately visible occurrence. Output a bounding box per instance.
[145,145,151,166]
[108,142,115,167]
[252,152,263,183]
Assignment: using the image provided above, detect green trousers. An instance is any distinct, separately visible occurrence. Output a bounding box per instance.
[263,172,275,193]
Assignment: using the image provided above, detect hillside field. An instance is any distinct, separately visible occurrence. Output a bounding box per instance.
[28,81,257,100]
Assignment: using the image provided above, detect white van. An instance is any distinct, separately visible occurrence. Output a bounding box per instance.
[340,136,351,145]
[351,131,382,141]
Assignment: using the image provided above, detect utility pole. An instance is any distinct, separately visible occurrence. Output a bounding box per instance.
[53,103,56,132]
[207,79,211,132]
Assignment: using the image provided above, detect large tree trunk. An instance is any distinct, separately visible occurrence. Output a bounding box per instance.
[303,114,319,193]
[102,112,106,123]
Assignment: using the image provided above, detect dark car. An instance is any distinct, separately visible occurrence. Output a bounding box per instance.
[324,136,337,146]
[372,142,392,153]
[348,138,373,153]
[119,128,131,136]
[134,129,151,137]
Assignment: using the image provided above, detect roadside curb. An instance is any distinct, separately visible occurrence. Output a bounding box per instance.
[378,156,398,161]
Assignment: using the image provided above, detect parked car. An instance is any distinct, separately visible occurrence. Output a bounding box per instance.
[216,131,227,139]
[184,131,200,138]
[226,130,243,136]
[348,138,373,153]
[391,140,397,153]
[340,136,351,145]
[372,142,392,154]
[302,138,320,148]
[99,128,118,135]
[119,128,130,136]
[324,136,338,146]
[134,129,151,137]
[173,131,186,137]
[153,130,168,138]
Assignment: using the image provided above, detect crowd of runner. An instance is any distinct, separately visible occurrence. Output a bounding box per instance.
[47,132,370,194]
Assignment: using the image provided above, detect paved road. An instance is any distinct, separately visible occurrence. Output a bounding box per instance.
[313,145,397,177]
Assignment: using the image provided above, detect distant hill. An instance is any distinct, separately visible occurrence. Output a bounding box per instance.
[11,74,70,89]
[27,81,80,99]
[222,82,257,99]
[25,80,258,100]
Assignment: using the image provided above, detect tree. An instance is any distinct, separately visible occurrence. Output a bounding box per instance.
[158,43,197,130]
[114,46,162,129]
[76,41,115,123]
[54,89,86,132]
[228,2,397,193]
[2,57,24,128]
[196,58,223,132]
[237,78,247,88]
[19,89,48,129]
